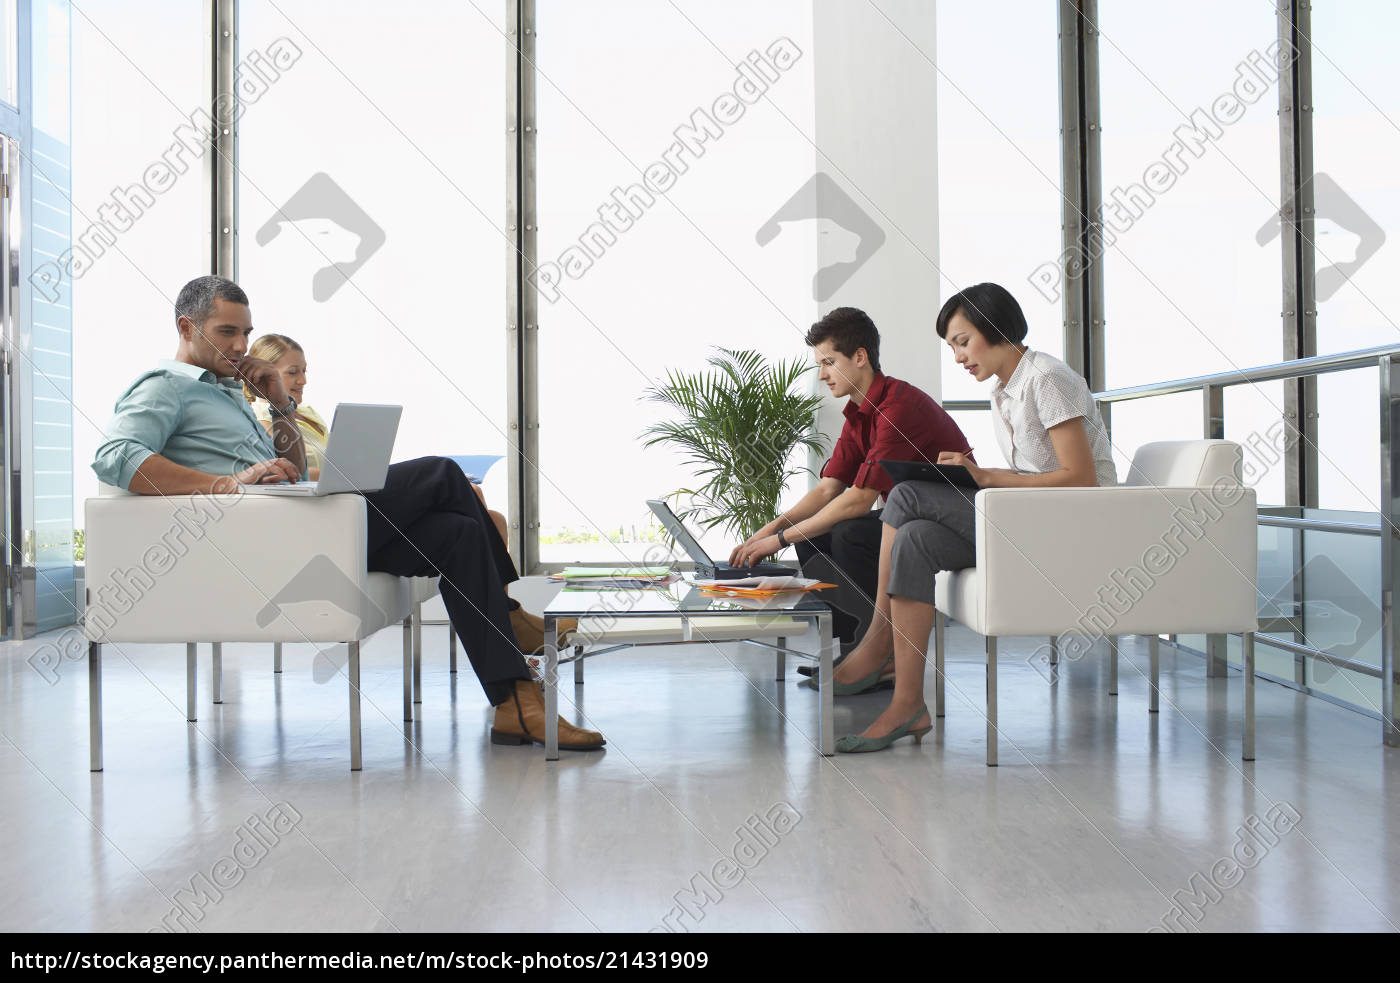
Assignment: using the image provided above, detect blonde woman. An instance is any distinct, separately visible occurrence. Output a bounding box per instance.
[243,334,329,480]
[243,333,509,544]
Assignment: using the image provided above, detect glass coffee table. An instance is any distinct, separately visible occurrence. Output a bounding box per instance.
[539,579,835,759]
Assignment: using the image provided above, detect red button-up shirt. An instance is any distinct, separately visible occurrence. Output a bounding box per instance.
[821,374,971,494]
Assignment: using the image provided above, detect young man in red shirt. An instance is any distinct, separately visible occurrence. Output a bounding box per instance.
[731,308,971,669]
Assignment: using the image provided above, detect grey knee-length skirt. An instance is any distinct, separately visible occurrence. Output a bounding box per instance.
[882,481,978,605]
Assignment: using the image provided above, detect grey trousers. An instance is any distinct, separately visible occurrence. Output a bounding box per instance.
[882,481,978,606]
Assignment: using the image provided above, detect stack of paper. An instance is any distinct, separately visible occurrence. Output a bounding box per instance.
[692,575,835,597]
[549,566,677,590]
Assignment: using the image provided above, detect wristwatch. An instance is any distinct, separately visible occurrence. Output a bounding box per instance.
[269,396,298,418]
[776,528,790,549]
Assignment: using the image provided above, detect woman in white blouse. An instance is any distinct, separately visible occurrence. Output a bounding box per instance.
[830,282,1116,753]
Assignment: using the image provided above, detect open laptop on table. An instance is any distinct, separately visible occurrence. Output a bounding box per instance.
[244,402,402,496]
[646,499,791,580]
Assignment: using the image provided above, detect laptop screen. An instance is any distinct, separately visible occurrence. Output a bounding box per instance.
[645,500,714,569]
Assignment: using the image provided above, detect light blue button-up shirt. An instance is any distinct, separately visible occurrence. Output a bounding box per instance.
[92,359,282,490]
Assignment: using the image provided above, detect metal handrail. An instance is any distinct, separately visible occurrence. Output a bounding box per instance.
[941,344,1400,411]
[1256,515,1382,537]
[1095,344,1400,403]
[1253,632,1381,679]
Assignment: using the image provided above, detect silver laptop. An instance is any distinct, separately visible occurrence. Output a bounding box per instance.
[646,499,790,579]
[244,402,403,496]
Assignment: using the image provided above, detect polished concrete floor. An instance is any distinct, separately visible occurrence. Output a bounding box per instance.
[1,585,1398,933]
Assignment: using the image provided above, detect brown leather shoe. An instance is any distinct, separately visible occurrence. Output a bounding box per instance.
[490,679,605,751]
[509,606,578,655]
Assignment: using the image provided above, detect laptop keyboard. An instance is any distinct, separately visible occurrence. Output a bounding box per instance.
[244,483,318,495]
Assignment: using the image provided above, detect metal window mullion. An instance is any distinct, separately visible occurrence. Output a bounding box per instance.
[210,0,236,278]
[506,0,539,573]
[1279,1,1316,510]
[1058,1,1102,396]
[8,1,31,638]
[1080,0,1104,394]
[2,141,16,637]
[1379,355,1399,746]
[1057,0,1086,380]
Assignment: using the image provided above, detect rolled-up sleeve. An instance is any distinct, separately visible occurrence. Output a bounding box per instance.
[857,401,938,493]
[91,375,181,490]
[820,416,862,486]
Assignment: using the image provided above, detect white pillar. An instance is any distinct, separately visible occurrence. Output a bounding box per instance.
[808,0,940,480]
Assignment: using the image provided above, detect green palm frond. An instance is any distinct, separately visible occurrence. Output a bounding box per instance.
[641,347,832,542]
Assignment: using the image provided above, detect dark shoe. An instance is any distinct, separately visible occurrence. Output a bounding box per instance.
[797,638,858,676]
[490,679,604,751]
[801,657,895,695]
[509,607,578,655]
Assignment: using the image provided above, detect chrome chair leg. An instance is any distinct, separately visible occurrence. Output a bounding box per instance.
[402,618,413,722]
[986,635,998,767]
[544,616,559,761]
[449,631,457,673]
[412,603,422,704]
[775,636,786,681]
[89,642,103,772]
[1108,636,1118,696]
[212,642,223,704]
[273,641,282,674]
[1048,634,1058,666]
[1149,635,1160,713]
[934,610,946,719]
[186,643,197,722]
[348,640,362,771]
[1243,631,1255,761]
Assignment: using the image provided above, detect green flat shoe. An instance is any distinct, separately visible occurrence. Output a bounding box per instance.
[835,706,933,753]
[801,658,895,695]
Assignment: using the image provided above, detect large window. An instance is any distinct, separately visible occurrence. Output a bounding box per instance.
[936,1,1063,469]
[1098,2,1285,503]
[22,0,72,632]
[1308,2,1399,512]
[70,0,206,510]
[237,0,508,508]
[536,0,817,563]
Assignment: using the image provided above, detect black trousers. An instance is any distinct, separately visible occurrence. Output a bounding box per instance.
[362,456,531,705]
[793,510,883,642]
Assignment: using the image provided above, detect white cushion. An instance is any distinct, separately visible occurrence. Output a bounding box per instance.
[1124,439,1242,488]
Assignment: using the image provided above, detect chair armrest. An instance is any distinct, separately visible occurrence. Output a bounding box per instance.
[972,484,1258,636]
[84,493,388,643]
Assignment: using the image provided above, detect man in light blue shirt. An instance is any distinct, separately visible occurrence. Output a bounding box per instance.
[92,360,307,491]
[92,281,304,494]
[92,275,604,751]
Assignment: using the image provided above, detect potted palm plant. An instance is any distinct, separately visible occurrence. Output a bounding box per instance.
[641,347,829,544]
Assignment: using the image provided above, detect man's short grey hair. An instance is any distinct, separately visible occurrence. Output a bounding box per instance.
[174,275,249,328]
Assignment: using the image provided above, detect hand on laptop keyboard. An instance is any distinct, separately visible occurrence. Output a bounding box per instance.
[235,458,300,486]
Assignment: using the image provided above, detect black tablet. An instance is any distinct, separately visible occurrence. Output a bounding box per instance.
[878,459,980,490]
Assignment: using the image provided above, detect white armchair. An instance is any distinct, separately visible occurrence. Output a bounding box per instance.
[84,490,413,771]
[933,440,1258,766]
